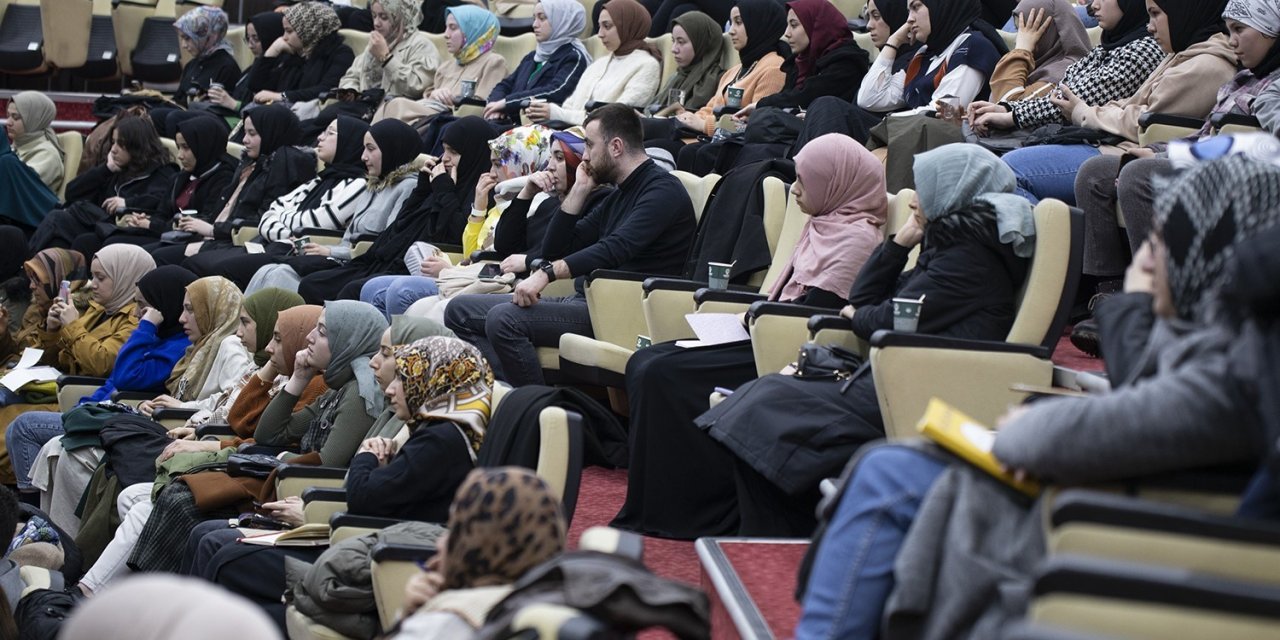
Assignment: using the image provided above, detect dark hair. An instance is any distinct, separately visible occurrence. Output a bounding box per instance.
[583,103,644,153]
[111,115,172,176]
[0,487,18,552]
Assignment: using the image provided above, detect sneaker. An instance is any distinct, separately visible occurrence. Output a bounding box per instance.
[1070,318,1100,357]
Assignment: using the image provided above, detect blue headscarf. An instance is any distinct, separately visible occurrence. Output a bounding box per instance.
[447,5,500,65]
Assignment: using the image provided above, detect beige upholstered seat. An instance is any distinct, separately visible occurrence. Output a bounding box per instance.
[56,131,84,202]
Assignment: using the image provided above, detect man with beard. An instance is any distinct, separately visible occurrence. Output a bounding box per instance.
[444,104,695,386]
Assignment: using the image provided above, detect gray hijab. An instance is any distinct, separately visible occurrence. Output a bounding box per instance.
[322,300,389,417]
[913,144,1036,257]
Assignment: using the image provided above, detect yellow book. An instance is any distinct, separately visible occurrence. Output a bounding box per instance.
[240,523,332,547]
[916,398,1041,497]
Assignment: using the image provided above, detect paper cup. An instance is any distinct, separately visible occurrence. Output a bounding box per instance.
[635,335,652,350]
[892,298,923,332]
[725,87,744,109]
[459,80,476,99]
[708,262,732,290]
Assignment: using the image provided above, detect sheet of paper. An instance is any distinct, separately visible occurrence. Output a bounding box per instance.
[684,313,749,346]
[14,348,42,370]
[0,366,61,392]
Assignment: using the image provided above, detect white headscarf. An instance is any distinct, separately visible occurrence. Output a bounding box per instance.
[1224,0,1280,38]
[533,0,590,62]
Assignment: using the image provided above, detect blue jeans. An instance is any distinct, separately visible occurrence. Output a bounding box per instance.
[359,275,440,320]
[7,411,65,490]
[794,446,948,640]
[444,293,591,386]
[1001,144,1101,205]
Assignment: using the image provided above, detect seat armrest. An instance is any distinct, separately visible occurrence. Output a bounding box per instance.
[330,513,403,530]
[371,541,438,562]
[693,289,767,306]
[1210,112,1261,130]
[299,227,344,239]
[276,465,347,480]
[1050,489,1280,546]
[747,301,834,320]
[151,407,199,421]
[1138,112,1205,130]
[642,277,703,294]
[807,314,851,333]
[195,423,235,438]
[587,269,652,284]
[110,390,154,402]
[57,375,108,387]
[301,487,348,504]
[869,329,1052,358]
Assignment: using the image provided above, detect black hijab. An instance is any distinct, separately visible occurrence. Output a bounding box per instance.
[878,0,909,32]
[250,12,286,53]
[370,116,493,265]
[137,265,198,338]
[735,0,789,70]
[368,119,421,178]
[1101,0,1152,50]
[1154,0,1228,53]
[0,227,26,279]
[176,116,231,176]
[321,116,370,180]
[244,104,301,163]
[921,0,1007,54]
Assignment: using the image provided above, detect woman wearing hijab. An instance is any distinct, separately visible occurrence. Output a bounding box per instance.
[172,6,242,108]
[689,144,1034,540]
[238,119,424,294]
[746,0,872,112]
[397,467,566,638]
[0,249,88,366]
[77,117,238,258]
[795,153,1280,640]
[613,134,887,540]
[858,0,1006,113]
[1001,0,1236,205]
[297,116,494,304]
[0,264,192,488]
[338,0,438,101]
[525,0,661,127]
[482,0,591,125]
[987,0,1092,101]
[179,116,371,282]
[201,12,287,129]
[655,11,727,112]
[5,91,63,197]
[375,6,507,126]
[1070,0,1280,353]
[970,0,1162,133]
[251,2,356,109]
[61,575,282,640]
[673,0,789,136]
[155,104,317,266]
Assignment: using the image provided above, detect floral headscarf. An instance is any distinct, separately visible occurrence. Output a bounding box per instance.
[490,125,554,176]
[168,276,245,401]
[393,337,494,459]
[447,5,500,65]
[442,466,566,590]
[284,2,342,55]
[173,6,233,59]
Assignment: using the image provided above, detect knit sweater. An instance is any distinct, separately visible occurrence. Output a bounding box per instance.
[328,173,419,261]
[176,334,255,412]
[256,176,368,243]
[1069,33,1237,150]
[339,30,439,99]
[1007,36,1165,130]
[547,51,661,125]
[693,51,787,136]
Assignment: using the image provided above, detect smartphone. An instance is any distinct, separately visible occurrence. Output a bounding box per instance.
[58,280,71,304]
[477,263,502,280]
[293,236,311,254]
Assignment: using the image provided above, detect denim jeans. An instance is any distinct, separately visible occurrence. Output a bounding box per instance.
[7,411,65,490]
[444,293,591,386]
[795,446,948,640]
[359,275,440,320]
[1002,144,1101,205]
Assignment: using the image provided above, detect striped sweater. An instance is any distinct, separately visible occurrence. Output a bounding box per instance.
[257,176,368,243]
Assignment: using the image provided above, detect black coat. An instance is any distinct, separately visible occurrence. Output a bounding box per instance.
[685,158,795,283]
[64,162,180,216]
[278,33,356,103]
[756,42,871,110]
[175,50,243,106]
[492,188,613,259]
[142,155,239,235]
[345,419,474,523]
[209,146,316,241]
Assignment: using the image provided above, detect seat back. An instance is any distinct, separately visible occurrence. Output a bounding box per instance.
[534,407,583,525]
[753,185,807,295]
[57,131,84,202]
[671,170,720,222]
[1004,199,1081,349]
[721,32,738,69]
[854,31,878,60]
[647,32,675,89]
[743,175,789,289]
[583,34,608,60]
[40,0,90,69]
[339,28,370,57]
[829,0,865,18]
[112,0,156,76]
[226,26,254,70]
[0,0,46,73]
[884,188,919,270]
[426,31,449,64]
[584,272,648,351]
[1086,26,1101,47]
[159,136,177,163]
[495,33,538,73]
[128,0,179,83]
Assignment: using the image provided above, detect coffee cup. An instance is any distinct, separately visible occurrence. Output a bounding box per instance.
[459,80,476,99]
[636,335,652,350]
[892,296,924,332]
[708,262,733,290]
[725,87,745,109]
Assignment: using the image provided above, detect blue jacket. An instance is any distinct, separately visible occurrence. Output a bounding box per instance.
[488,43,590,114]
[82,320,190,404]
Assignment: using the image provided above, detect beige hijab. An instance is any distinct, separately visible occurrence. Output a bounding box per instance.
[12,91,63,158]
[167,276,244,400]
[93,245,155,315]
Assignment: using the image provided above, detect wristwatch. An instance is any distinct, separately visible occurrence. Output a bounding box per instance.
[531,258,557,282]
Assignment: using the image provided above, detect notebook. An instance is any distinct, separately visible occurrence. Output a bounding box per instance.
[916,398,1041,497]
[239,523,331,547]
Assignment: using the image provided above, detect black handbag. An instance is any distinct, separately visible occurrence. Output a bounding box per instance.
[227,453,285,479]
[793,343,864,380]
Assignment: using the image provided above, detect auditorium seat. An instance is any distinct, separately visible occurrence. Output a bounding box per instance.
[0,0,48,74]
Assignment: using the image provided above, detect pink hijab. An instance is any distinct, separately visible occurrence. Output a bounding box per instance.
[771,134,887,302]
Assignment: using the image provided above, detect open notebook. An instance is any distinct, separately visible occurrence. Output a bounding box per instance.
[240,523,331,547]
[917,398,1041,497]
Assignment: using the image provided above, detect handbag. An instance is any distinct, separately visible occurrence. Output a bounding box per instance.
[227,453,285,479]
[793,343,864,380]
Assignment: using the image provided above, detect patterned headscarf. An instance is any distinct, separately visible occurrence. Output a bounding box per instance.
[11,91,62,158]
[393,337,494,459]
[284,2,342,55]
[242,288,305,367]
[913,144,1036,257]
[93,244,155,315]
[275,305,323,376]
[1225,0,1280,37]
[534,0,590,62]
[173,6,233,59]
[447,5,499,65]
[168,276,245,401]
[442,466,566,590]
[1153,154,1280,321]
[376,0,423,35]
[21,249,87,345]
[322,300,389,417]
[490,125,554,177]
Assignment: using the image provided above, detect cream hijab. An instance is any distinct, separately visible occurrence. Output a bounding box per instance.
[93,245,156,315]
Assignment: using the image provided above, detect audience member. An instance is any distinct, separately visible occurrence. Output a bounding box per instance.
[482,0,592,126]
[985,0,1092,103]
[4,91,64,206]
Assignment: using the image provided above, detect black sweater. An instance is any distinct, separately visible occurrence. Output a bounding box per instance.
[277,33,356,103]
[144,156,238,235]
[175,50,243,107]
[756,42,871,110]
[492,188,614,258]
[345,420,474,523]
[65,163,180,217]
[541,160,695,281]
